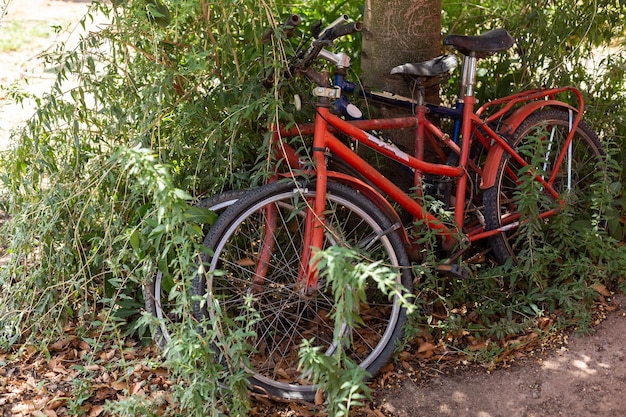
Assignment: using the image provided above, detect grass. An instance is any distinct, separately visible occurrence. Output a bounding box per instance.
[0,20,55,52]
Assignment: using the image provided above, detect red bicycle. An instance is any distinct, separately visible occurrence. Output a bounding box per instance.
[154,15,606,400]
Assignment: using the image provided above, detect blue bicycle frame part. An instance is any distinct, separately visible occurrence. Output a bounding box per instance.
[332,73,465,143]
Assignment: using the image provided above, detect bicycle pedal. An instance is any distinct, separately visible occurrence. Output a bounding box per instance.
[436,263,470,280]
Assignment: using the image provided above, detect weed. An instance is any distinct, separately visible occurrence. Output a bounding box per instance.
[298,246,415,416]
[67,378,93,415]
[0,0,625,416]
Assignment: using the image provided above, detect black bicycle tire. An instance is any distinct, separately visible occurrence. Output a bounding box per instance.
[483,109,605,264]
[143,189,248,351]
[192,180,412,401]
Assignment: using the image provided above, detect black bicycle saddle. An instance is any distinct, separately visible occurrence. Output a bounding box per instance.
[444,29,514,58]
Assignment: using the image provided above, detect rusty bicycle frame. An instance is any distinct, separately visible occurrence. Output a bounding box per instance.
[254,22,585,292]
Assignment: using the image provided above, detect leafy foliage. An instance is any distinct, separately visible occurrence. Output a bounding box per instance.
[0,0,279,344]
[0,0,365,413]
[443,0,626,173]
[0,0,625,415]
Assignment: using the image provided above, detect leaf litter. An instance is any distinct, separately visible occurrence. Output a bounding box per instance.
[0,289,622,416]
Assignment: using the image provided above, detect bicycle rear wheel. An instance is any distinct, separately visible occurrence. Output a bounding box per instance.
[143,189,247,350]
[484,109,605,264]
[192,180,412,401]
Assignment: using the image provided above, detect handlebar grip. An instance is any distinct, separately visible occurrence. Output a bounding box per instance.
[298,20,362,73]
[283,14,301,38]
[262,14,302,44]
[325,21,362,41]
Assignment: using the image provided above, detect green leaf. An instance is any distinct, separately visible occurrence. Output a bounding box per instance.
[146,0,171,27]
[129,228,141,252]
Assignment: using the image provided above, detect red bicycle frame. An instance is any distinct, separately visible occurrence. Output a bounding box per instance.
[259,84,585,292]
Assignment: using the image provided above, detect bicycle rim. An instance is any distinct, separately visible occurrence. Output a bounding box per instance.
[195,181,411,400]
[484,109,605,263]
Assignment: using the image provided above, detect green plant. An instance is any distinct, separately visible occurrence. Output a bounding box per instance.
[402,125,626,361]
[297,246,413,417]
[68,378,94,415]
[162,296,258,417]
[104,396,163,417]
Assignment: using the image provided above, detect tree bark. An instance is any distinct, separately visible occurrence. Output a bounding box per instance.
[361,0,442,189]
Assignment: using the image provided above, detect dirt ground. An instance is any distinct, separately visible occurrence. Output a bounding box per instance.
[1,1,626,417]
[377,293,626,417]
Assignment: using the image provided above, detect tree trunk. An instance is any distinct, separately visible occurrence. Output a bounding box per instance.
[361,0,442,189]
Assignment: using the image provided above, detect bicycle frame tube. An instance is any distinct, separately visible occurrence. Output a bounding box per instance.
[455,93,476,225]
[315,108,462,247]
[256,202,277,286]
[326,113,464,177]
[270,85,586,280]
[296,109,331,292]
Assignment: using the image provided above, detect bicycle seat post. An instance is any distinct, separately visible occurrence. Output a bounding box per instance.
[458,52,478,105]
[443,28,515,225]
[444,28,515,107]
[414,79,427,196]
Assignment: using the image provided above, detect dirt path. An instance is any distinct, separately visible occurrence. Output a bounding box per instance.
[2,2,626,417]
[377,293,626,417]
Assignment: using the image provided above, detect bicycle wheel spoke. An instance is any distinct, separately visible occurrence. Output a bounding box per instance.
[484,110,605,263]
[193,182,411,399]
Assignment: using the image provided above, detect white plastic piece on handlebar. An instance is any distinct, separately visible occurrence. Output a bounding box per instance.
[318,14,349,39]
[294,94,301,111]
[346,103,363,119]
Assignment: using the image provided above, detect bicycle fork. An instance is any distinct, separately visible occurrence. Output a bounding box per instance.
[254,108,330,295]
[296,106,332,294]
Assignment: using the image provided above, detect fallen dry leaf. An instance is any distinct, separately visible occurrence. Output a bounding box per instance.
[78,340,91,351]
[314,388,324,406]
[47,398,66,410]
[49,336,77,352]
[130,381,144,395]
[112,380,128,391]
[417,342,436,353]
[100,349,116,361]
[592,283,611,297]
[468,342,488,351]
[94,385,117,401]
[289,402,315,416]
[88,405,104,416]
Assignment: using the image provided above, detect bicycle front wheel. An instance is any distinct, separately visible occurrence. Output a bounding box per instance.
[143,189,248,351]
[193,180,412,401]
[484,109,605,264]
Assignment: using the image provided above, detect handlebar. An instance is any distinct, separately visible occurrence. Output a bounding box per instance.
[296,17,361,76]
[262,14,361,88]
[317,14,350,39]
[316,15,362,43]
[261,14,302,44]
[319,21,362,42]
